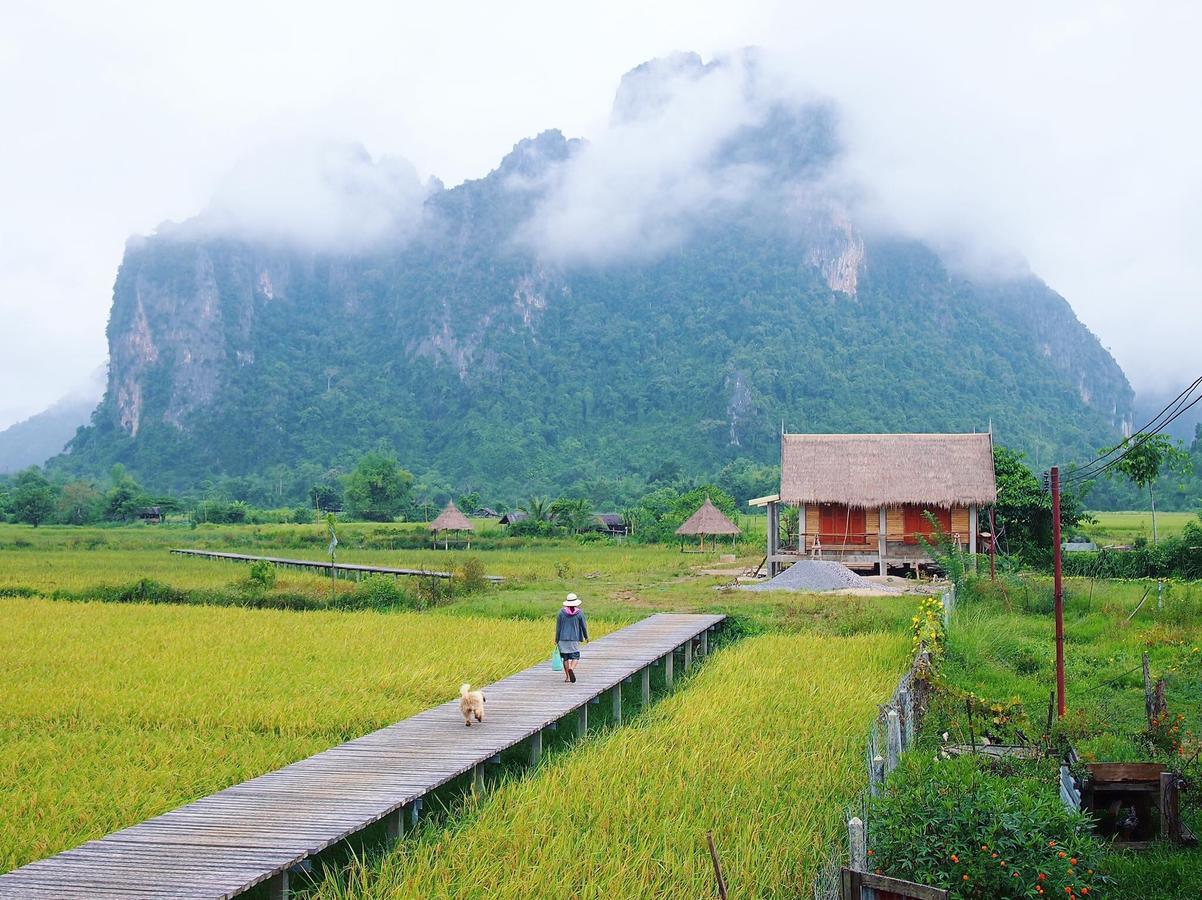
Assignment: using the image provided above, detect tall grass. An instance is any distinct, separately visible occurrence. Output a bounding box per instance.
[311,632,908,899]
[0,598,601,873]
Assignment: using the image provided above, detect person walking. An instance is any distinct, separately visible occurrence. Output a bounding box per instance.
[555,593,589,683]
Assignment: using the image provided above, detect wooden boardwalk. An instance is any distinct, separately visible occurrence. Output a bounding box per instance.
[0,613,724,899]
[169,548,504,583]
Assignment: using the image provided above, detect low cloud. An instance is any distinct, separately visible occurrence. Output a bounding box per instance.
[195,140,431,252]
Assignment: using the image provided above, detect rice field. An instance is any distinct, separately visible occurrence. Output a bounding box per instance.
[1084,510,1195,545]
[311,632,909,899]
[0,598,594,872]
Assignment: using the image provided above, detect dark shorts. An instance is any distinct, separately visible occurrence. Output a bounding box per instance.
[559,651,581,660]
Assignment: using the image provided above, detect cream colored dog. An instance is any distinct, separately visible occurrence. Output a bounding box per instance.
[459,683,486,727]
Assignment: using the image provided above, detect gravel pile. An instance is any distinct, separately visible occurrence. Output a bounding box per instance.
[739,560,900,593]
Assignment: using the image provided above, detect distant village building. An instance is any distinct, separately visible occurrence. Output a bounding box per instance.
[675,497,741,551]
[751,433,997,576]
[429,501,474,549]
[595,513,628,537]
[473,507,500,519]
[498,511,528,526]
[137,506,163,524]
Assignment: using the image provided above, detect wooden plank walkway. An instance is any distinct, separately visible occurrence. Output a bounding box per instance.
[0,613,724,899]
[169,548,504,583]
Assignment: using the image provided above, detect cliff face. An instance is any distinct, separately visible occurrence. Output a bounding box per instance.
[64,56,1134,497]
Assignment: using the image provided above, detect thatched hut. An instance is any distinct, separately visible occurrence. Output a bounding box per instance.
[498,511,528,526]
[675,497,740,551]
[750,432,997,576]
[429,501,474,549]
[595,513,628,537]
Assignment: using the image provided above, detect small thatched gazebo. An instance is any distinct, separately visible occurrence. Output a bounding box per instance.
[429,501,474,549]
[675,497,740,552]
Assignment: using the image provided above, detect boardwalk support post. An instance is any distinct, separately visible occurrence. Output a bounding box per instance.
[701,628,709,657]
[664,652,674,686]
[684,640,693,671]
[409,797,422,829]
[577,705,588,738]
[473,764,485,794]
[385,806,405,843]
[641,666,651,705]
[266,870,289,900]
[529,729,543,766]
[612,685,622,725]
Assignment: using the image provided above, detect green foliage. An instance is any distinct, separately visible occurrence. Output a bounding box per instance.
[455,556,490,595]
[994,446,1089,563]
[548,496,594,533]
[1063,519,1202,579]
[625,483,739,543]
[243,560,277,591]
[10,467,56,527]
[869,753,1107,899]
[338,574,424,611]
[342,452,413,522]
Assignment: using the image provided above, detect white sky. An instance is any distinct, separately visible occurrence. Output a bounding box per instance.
[2,0,1199,429]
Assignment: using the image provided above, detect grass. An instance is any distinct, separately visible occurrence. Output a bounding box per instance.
[920,575,1202,898]
[0,521,922,891]
[309,632,909,899]
[1084,510,1196,546]
[0,598,604,873]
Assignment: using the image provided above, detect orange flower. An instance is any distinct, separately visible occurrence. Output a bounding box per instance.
[1012,872,1020,877]
[1036,888,1044,895]
[950,855,959,863]
[991,852,998,858]
[1082,890,1089,896]
[999,860,1007,867]
[1058,851,1067,858]
[1069,858,1077,865]
[1039,873,1047,880]
[981,844,988,851]
[962,874,969,881]
[1048,841,1057,847]
[867,850,874,856]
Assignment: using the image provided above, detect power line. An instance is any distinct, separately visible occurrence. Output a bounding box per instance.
[1061,381,1202,486]
[1061,375,1201,484]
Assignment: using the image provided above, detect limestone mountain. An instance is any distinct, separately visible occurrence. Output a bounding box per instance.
[59,52,1134,502]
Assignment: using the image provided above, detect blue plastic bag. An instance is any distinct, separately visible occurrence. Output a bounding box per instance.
[551,648,563,672]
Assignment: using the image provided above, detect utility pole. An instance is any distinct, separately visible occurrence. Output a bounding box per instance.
[988,507,997,582]
[1051,466,1066,718]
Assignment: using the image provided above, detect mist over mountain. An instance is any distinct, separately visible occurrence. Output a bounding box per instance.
[57,51,1134,503]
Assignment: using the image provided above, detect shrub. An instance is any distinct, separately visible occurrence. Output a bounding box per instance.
[456,557,489,595]
[243,560,277,591]
[339,574,424,611]
[869,753,1107,899]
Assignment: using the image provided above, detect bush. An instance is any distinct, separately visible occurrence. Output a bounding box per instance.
[869,753,1107,898]
[243,560,277,591]
[338,575,424,611]
[456,557,489,595]
[1063,524,1202,580]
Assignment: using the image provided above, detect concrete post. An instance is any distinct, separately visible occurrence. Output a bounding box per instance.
[529,729,542,766]
[886,709,902,774]
[664,652,673,686]
[265,870,289,900]
[847,817,867,872]
[385,806,405,843]
[612,685,622,725]
[684,640,693,671]
[641,666,651,705]
[577,705,588,737]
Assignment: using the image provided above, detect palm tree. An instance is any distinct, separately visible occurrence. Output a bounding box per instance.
[520,496,551,523]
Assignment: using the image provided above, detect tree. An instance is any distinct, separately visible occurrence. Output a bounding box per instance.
[57,480,101,525]
[11,467,57,527]
[458,490,482,514]
[104,465,148,521]
[520,496,552,522]
[1105,433,1190,543]
[550,497,594,533]
[993,446,1087,559]
[343,452,413,521]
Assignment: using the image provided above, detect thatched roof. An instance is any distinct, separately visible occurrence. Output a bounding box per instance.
[676,497,741,536]
[780,433,996,508]
[429,501,474,532]
[499,510,528,525]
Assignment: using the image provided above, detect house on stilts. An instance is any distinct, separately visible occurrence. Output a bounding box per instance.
[750,432,997,577]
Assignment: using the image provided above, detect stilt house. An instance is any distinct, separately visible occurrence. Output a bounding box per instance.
[751,433,996,576]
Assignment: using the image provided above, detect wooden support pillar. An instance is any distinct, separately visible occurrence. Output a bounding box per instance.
[472,764,484,794]
[700,628,709,657]
[878,506,888,575]
[684,639,693,671]
[612,685,622,725]
[409,797,422,829]
[529,729,543,766]
[577,705,588,737]
[385,806,405,843]
[664,651,674,686]
[265,870,289,900]
[641,666,651,705]
[968,504,979,571]
[767,500,779,576]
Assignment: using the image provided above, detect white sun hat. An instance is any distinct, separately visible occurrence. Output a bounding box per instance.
[563,593,581,608]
